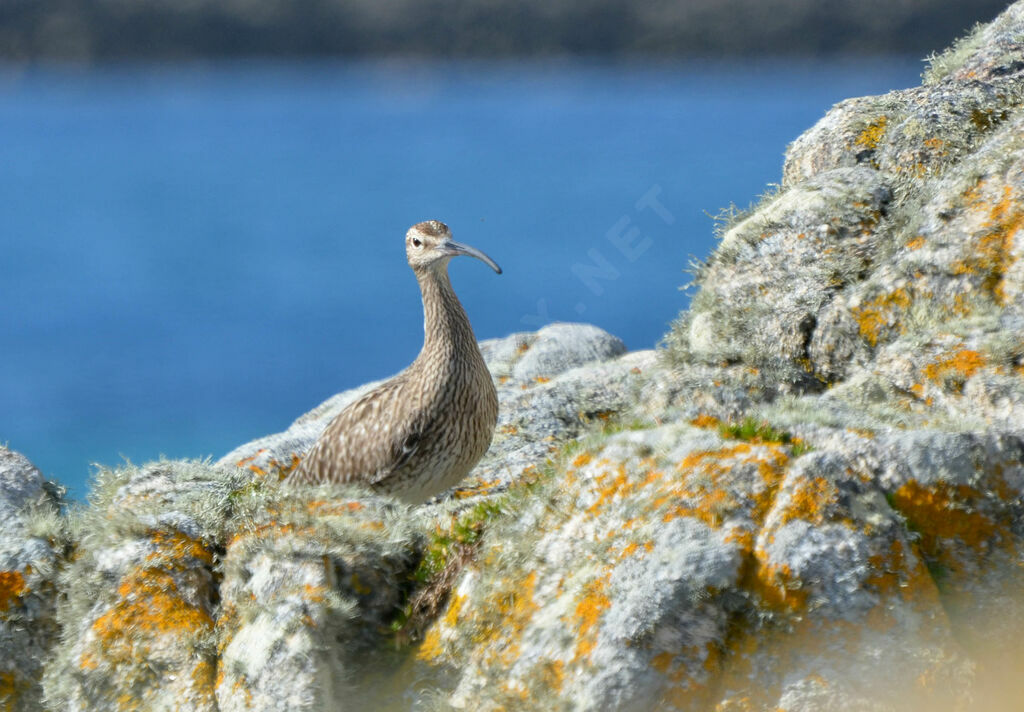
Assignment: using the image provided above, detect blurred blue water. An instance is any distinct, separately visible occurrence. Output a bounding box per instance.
[0,58,922,497]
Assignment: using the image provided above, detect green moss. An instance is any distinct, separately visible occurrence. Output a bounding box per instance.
[718,417,811,457]
[391,458,561,646]
[413,499,505,587]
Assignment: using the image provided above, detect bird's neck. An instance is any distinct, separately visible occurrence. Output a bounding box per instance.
[415,266,480,363]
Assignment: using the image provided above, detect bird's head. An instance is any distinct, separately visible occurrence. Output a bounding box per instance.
[405,220,502,275]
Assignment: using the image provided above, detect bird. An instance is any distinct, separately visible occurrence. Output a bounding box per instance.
[285,220,502,504]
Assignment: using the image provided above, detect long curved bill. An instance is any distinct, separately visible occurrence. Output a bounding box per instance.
[443,239,502,274]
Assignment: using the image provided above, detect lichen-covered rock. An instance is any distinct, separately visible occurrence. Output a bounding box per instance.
[42,460,243,711]
[500,322,627,383]
[686,166,890,388]
[667,0,1024,431]
[648,3,1024,703]
[414,420,994,710]
[216,486,420,711]
[28,321,650,712]
[0,448,65,712]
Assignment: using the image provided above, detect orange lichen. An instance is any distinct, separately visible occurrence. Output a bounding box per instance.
[618,541,653,560]
[651,651,675,674]
[952,293,974,316]
[444,592,465,629]
[270,454,303,479]
[303,584,329,604]
[751,559,808,613]
[778,477,839,526]
[586,464,634,516]
[0,571,26,612]
[471,571,539,666]
[854,116,888,151]
[572,452,593,468]
[677,443,750,472]
[147,531,213,568]
[306,499,364,517]
[852,288,911,347]
[417,625,444,662]
[191,659,217,709]
[534,659,566,693]
[863,538,942,609]
[690,413,721,429]
[234,449,267,473]
[0,671,18,711]
[922,348,986,391]
[102,568,213,640]
[890,480,1005,558]
[906,235,926,250]
[573,577,610,662]
[953,184,1022,305]
[228,521,318,548]
[234,450,302,479]
[80,564,216,709]
[660,444,789,529]
[651,642,721,709]
[454,477,505,499]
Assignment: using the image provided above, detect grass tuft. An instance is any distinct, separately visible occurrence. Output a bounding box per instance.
[718,417,811,457]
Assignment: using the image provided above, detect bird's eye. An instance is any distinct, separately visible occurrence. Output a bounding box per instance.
[412,238,422,247]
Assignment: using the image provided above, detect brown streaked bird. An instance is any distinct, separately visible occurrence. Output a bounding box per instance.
[285,220,501,503]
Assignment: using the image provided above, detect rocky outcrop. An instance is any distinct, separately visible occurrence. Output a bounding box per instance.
[0,449,65,712]
[22,322,652,711]
[3,4,1024,710]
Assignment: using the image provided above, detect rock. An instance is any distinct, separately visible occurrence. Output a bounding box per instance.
[417,423,981,710]
[504,322,627,383]
[0,448,65,712]
[670,1,1024,426]
[686,166,890,388]
[216,487,421,712]
[28,322,656,712]
[41,460,242,711]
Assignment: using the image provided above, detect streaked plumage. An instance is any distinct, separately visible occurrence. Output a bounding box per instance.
[285,220,500,503]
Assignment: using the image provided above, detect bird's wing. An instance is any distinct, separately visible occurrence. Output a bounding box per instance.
[371,430,421,485]
[289,376,425,486]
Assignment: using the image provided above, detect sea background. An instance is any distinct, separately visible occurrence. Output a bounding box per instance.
[0,57,924,497]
